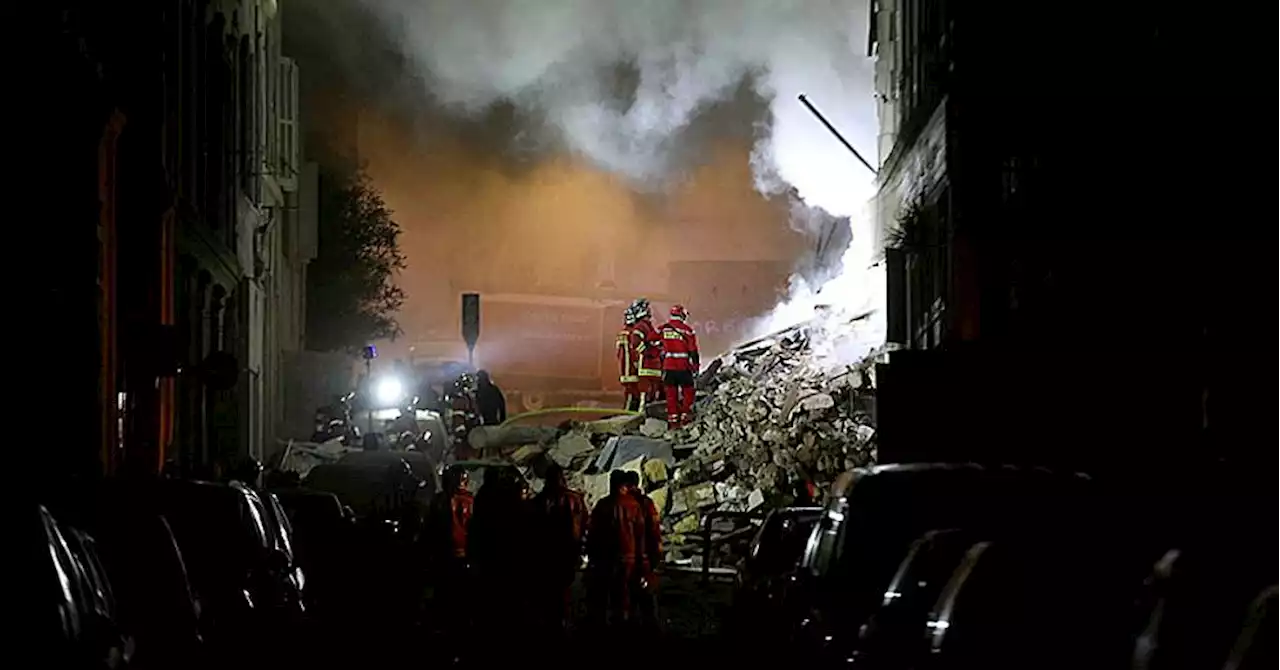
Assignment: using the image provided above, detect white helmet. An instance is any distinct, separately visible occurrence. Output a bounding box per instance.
[630,297,651,320]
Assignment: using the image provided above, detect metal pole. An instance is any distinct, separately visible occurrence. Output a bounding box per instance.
[366,358,374,436]
[797,94,879,177]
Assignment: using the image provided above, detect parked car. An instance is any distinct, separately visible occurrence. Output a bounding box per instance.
[846,528,978,669]
[234,482,306,618]
[151,480,304,666]
[60,523,134,668]
[271,488,354,618]
[22,505,115,668]
[305,450,435,524]
[734,506,824,625]
[1125,468,1280,670]
[787,463,1094,667]
[913,532,1139,670]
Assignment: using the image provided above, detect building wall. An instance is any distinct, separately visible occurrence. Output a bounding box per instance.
[871,0,901,166]
[30,8,118,478]
[231,0,307,463]
[34,0,310,477]
[38,3,188,475]
[873,0,993,352]
[866,1,1261,476]
[269,160,318,451]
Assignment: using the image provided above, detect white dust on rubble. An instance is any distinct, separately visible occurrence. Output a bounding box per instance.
[753,196,887,364]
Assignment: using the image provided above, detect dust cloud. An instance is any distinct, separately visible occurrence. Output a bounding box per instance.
[289,0,881,367]
[355,109,808,356]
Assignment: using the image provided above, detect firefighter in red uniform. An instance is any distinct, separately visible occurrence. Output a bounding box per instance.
[616,305,642,411]
[625,470,663,632]
[530,463,590,632]
[447,374,479,460]
[587,469,649,628]
[660,304,700,428]
[631,298,665,405]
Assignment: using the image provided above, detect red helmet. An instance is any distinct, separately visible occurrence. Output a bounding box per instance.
[669,304,688,320]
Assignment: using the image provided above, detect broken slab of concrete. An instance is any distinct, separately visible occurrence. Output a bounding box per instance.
[639,418,668,438]
[509,444,544,465]
[642,458,669,488]
[577,413,644,436]
[468,424,560,451]
[548,432,596,468]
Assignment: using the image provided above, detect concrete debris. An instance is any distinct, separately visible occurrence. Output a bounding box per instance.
[671,482,718,515]
[468,424,560,451]
[548,433,595,468]
[642,458,669,487]
[278,439,356,479]
[648,486,669,520]
[509,444,544,465]
[619,456,645,478]
[671,514,700,536]
[577,413,645,436]
[596,435,675,472]
[658,318,882,564]
[640,418,668,438]
[582,472,611,508]
[477,314,882,570]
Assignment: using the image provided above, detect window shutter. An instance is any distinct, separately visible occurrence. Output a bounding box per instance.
[277,57,299,187]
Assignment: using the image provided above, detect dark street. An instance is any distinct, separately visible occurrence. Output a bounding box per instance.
[22,0,1275,668]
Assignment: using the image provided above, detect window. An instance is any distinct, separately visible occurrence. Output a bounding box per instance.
[904,187,952,349]
[277,57,299,183]
[264,32,276,175]
[239,37,252,191]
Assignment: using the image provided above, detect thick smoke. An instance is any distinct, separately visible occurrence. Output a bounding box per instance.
[361,0,883,358]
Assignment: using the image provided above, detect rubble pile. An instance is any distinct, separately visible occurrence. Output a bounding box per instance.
[658,321,881,564]
[469,314,884,569]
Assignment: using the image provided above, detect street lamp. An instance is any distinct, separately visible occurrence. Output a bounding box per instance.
[375,376,404,407]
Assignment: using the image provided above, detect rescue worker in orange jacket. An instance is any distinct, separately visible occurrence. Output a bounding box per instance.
[587,469,649,627]
[660,304,700,428]
[429,466,475,561]
[529,463,590,632]
[631,298,664,405]
[623,471,663,573]
[616,305,642,411]
[624,470,663,632]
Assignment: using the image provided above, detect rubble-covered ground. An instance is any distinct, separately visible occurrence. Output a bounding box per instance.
[479,312,885,571]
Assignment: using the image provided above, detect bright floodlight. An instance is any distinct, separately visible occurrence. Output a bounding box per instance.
[374,377,404,406]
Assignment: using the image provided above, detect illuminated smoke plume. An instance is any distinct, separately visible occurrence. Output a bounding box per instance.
[361,0,884,360]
